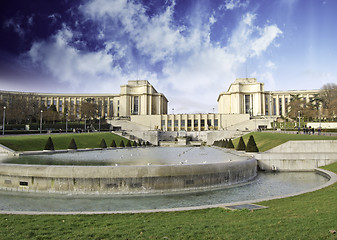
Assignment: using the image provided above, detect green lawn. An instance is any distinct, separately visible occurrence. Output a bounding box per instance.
[233,132,337,152]
[0,162,337,239]
[0,132,127,151]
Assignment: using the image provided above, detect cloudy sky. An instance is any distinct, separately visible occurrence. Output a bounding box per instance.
[0,0,336,113]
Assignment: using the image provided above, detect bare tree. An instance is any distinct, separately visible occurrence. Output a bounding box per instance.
[320,83,337,120]
[81,98,97,121]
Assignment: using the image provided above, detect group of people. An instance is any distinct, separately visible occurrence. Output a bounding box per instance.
[297,126,322,135]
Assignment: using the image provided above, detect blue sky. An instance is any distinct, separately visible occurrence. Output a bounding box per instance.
[0,0,336,113]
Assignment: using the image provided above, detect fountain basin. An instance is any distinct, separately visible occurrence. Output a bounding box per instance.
[0,147,257,194]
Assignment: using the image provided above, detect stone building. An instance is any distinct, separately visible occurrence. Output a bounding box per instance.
[0,80,168,119]
[217,78,319,117]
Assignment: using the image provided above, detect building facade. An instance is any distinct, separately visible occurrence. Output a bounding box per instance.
[0,80,168,119]
[217,78,319,117]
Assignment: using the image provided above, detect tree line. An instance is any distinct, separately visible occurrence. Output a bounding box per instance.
[287,83,337,122]
[0,94,102,125]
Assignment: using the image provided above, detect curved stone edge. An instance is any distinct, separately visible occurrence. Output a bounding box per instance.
[0,168,335,215]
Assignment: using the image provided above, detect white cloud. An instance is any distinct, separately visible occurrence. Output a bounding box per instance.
[251,25,282,56]
[21,0,283,112]
[26,26,157,93]
[3,18,25,37]
[266,60,276,69]
[222,0,249,10]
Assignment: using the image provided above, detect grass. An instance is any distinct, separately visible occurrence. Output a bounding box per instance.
[1,163,337,239]
[232,132,337,152]
[0,132,127,151]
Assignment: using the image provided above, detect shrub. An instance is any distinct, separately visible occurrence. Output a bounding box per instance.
[146,141,151,146]
[132,141,137,147]
[44,137,55,150]
[236,136,246,151]
[119,140,125,147]
[68,138,77,150]
[100,139,107,148]
[226,139,234,149]
[138,139,142,146]
[110,139,117,148]
[246,135,259,152]
[126,140,132,147]
[220,139,226,148]
[142,141,146,146]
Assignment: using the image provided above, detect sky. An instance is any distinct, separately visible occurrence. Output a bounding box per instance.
[1,0,337,114]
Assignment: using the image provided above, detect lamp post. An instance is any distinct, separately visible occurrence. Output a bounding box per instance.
[298,111,301,129]
[172,108,174,115]
[2,106,6,135]
[98,115,101,132]
[84,115,86,133]
[40,110,43,134]
[66,113,68,133]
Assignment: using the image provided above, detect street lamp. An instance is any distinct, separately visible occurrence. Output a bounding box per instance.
[66,113,68,133]
[84,115,87,133]
[40,110,43,134]
[2,106,6,135]
[172,108,174,115]
[98,115,101,132]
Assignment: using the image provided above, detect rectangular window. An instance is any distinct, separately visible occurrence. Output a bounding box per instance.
[285,98,288,114]
[47,100,51,107]
[207,119,212,127]
[168,120,172,127]
[133,96,139,115]
[53,99,57,106]
[174,120,178,127]
[181,120,185,127]
[245,94,250,114]
[201,119,205,127]
[273,98,276,115]
[59,100,63,112]
[265,97,269,116]
[109,100,113,117]
[194,119,198,127]
[279,98,282,115]
[187,120,192,127]
[214,119,218,127]
[161,120,165,127]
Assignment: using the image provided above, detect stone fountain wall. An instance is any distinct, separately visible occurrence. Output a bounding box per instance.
[0,158,257,194]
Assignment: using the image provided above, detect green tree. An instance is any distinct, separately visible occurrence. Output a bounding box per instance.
[44,137,55,150]
[119,140,125,147]
[68,138,77,150]
[226,139,234,149]
[246,135,259,152]
[100,139,107,148]
[236,137,246,151]
[110,139,117,148]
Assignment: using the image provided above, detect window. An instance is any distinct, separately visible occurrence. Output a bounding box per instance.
[161,120,165,127]
[174,120,178,127]
[214,119,218,127]
[265,97,269,115]
[168,120,172,127]
[245,94,250,114]
[181,120,185,127]
[279,98,282,115]
[273,98,276,115]
[201,119,205,127]
[194,119,198,127]
[285,98,288,114]
[133,96,139,115]
[207,119,212,127]
[187,120,192,127]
